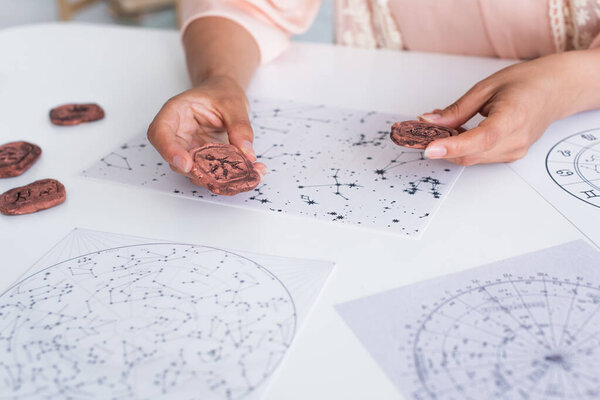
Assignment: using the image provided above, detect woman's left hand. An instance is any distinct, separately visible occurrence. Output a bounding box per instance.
[420,48,600,166]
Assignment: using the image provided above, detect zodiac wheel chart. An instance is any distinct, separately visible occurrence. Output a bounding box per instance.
[546,129,600,208]
[410,274,600,400]
[0,243,297,400]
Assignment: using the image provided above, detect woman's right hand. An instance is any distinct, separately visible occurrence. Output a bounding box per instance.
[147,75,266,185]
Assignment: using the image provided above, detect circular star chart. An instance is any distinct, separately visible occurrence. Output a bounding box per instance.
[546,129,600,208]
[0,244,296,400]
[411,275,600,400]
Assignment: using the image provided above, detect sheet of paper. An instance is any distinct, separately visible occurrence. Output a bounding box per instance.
[83,97,463,237]
[510,110,600,247]
[0,229,334,400]
[336,240,600,400]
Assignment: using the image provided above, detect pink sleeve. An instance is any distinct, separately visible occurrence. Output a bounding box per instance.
[591,33,600,49]
[181,0,321,64]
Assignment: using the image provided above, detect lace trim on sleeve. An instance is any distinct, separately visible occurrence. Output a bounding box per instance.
[550,0,600,51]
[334,0,404,50]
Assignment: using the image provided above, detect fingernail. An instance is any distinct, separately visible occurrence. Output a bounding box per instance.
[240,140,256,162]
[173,155,190,173]
[424,146,447,159]
[419,113,442,123]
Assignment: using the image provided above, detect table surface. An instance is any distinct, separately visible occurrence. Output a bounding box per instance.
[0,23,585,400]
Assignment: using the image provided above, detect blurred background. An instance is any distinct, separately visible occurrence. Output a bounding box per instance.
[0,0,333,42]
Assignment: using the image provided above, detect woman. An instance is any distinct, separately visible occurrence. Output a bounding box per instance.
[148,0,600,184]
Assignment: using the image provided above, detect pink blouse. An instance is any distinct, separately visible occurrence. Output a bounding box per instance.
[181,0,600,63]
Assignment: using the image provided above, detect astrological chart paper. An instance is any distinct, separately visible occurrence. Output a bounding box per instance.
[336,240,600,400]
[0,228,334,400]
[82,97,463,237]
[510,109,600,247]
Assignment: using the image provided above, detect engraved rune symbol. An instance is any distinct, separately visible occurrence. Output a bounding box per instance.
[14,190,30,202]
[0,146,20,163]
[39,187,55,196]
[206,155,243,179]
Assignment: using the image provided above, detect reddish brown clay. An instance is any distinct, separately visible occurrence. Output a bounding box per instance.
[49,103,105,126]
[0,141,42,178]
[390,120,459,149]
[190,143,260,196]
[0,179,66,215]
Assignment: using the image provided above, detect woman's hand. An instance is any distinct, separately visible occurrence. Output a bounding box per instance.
[420,48,600,166]
[147,75,266,180]
[147,17,263,186]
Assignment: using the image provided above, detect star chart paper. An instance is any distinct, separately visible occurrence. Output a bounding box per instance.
[0,229,334,400]
[337,241,600,400]
[510,110,600,247]
[82,97,463,237]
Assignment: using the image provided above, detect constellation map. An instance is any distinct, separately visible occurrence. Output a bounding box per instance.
[510,113,600,247]
[336,240,600,400]
[0,229,334,400]
[83,97,463,237]
[546,129,600,208]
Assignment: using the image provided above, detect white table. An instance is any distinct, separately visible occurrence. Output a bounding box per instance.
[0,23,584,399]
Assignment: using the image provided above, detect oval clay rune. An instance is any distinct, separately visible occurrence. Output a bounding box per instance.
[190,143,260,196]
[0,141,42,178]
[0,179,66,215]
[390,120,459,149]
[49,103,105,126]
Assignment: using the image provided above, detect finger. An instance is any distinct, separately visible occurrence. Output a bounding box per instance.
[219,98,257,162]
[424,111,509,160]
[446,145,528,166]
[147,113,192,174]
[444,149,502,166]
[419,80,495,128]
[442,125,529,166]
[254,162,267,178]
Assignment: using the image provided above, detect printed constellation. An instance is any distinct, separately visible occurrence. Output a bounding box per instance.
[337,241,600,400]
[353,130,389,147]
[0,244,296,400]
[101,152,132,170]
[404,176,442,198]
[406,274,600,399]
[298,169,361,201]
[374,151,426,181]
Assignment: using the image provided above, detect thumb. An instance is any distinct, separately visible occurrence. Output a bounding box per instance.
[419,80,494,128]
